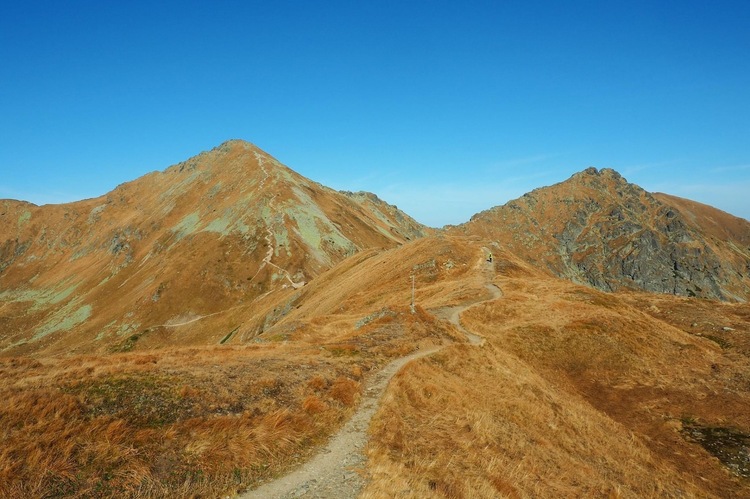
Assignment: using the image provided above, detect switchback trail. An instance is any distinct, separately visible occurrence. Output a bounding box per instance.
[249,152,305,290]
[237,253,502,499]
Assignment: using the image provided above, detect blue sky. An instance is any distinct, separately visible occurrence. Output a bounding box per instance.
[1,1,748,227]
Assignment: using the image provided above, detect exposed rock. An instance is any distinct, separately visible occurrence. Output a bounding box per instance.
[456,168,750,301]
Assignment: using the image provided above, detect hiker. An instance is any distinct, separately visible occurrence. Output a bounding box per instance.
[487,252,493,263]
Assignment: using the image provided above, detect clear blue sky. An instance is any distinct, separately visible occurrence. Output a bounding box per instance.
[1,1,748,227]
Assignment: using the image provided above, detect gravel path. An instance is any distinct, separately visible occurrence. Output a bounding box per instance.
[238,346,441,499]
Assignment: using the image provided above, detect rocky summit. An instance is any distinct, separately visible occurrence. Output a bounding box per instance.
[456,167,750,301]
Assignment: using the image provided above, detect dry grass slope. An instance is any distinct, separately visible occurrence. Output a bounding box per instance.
[0,237,466,498]
[363,251,750,498]
[2,149,750,499]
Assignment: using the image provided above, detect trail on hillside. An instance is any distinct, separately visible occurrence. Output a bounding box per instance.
[434,282,501,346]
[237,251,502,499]
[151,156,304,333]
[433,247,502,345]
[239,346,442,499]
[249,152,305,289]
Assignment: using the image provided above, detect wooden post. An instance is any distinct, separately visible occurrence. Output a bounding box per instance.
[410,274,416,314]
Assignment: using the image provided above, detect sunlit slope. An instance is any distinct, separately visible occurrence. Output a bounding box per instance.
[1,222,748,496]
[364,249,750,498]
[0,140,427,356]
[455,167,750,301]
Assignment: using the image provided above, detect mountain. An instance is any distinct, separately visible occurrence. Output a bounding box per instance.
[455,167,750,301]
[2,146,749,498]
[0,140,427,356]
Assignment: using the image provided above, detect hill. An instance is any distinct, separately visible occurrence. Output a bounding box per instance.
[455,167,750,301]
[0,140,427,356]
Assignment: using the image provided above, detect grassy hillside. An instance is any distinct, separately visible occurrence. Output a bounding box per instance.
[2,237,748,497]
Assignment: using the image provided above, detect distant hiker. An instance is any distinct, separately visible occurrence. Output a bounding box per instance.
[487,252,493,263]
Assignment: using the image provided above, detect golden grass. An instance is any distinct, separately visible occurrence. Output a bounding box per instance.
[363,270,750,498]
[364,344,707,498]
[0,345,366,498]
[3,238,748,497]
[0,294,459,498]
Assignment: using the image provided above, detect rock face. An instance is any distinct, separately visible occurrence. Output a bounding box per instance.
[457,167,750,301]
[0,140,428,355]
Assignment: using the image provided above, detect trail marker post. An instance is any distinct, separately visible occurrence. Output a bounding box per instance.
[410,274,416,314]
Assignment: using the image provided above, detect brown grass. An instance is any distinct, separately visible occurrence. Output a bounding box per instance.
[0,345,366,498]
[0,278,459,498]
[3,237,748,497]
[364,343,708,498]
[363,268,750,498]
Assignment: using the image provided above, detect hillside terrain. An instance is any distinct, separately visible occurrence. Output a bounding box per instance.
[456,167,750,301]
[0,140,427,357]
[1,143,749,498]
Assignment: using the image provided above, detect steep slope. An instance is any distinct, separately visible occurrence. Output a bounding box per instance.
[0,140,427,356]
[455,167,750,301]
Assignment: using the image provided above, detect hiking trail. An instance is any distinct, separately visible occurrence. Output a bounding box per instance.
[249,151,305,290]
[236,250,501,498]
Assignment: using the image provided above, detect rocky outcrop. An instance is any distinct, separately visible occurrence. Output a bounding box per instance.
[458,168,750,301]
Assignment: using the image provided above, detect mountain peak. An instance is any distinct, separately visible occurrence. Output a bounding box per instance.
[163,139,282,179]
[571,166,626,185]
[457,167,750,301]
[211,138,261,154]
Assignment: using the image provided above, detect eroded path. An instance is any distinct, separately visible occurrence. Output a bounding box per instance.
[237,252,502,498]
[249,152,305,289]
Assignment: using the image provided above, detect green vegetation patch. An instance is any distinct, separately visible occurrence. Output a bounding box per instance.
[32,303,92,341]
[219,326,240,344]
[171,212,201,240]
[202,206,252,236]
[111,330,147,352]
[284,187,356,263]
[64,374,195,427]
[17,210,31,228]
[0,281,79,310]
[203,216,232,235]
[704,334,732,349]
[88,204,106,224]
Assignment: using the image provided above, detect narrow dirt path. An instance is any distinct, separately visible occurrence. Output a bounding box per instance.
[239,346,442,499]
[152,155,304,333]
[434,282,501,346]
[237,251,502,498]
[249,152,305,289]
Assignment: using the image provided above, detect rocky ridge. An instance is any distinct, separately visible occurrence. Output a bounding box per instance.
[457,167,750,301]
